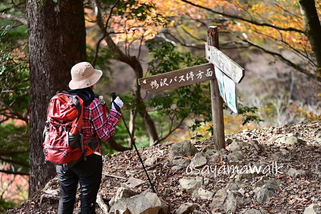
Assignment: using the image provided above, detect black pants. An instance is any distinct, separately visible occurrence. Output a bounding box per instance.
[56,154,102,214]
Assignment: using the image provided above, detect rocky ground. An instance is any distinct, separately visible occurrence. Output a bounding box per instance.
[5,120,321,214]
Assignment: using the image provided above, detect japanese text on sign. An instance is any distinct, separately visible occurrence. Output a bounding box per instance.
[205,42,244,83]
[139,63,215,93]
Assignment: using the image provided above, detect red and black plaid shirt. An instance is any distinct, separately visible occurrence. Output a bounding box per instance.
[82,98,121,154]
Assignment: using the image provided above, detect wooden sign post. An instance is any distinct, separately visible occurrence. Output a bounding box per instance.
[138,26,244,150]
[206,26,225,149]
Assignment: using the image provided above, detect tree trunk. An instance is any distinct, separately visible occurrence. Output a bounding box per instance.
[298,0,321,69]
[130,61,159,146]
[93,0,160,146]
[103,33,160,146]
[27,0,86,197]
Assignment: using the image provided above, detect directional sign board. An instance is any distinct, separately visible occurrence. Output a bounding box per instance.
[223,71,238,114]
[214,66,238,114]
[205,42,244,83]
[205,42,245,114]
[138,63,215,93]
[214,66,226,102]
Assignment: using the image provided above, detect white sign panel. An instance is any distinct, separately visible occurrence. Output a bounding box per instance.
[214,66,238,114]
[206,42,244,83]
[223,74,238,114]
[214,66,226,102]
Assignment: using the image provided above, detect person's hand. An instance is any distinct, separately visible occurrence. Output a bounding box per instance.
[111,96,123,111]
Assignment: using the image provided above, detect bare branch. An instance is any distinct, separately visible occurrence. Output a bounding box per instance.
[0,150,30,156]
[155,115,186,145]
[0,169,29,176]
[0,13,27,25]
[0,99,29,123]
[242,38,321,81]
[92,0,120,66]
[180,0,305,34]
[242,26,317,67]
[0,157,29,168]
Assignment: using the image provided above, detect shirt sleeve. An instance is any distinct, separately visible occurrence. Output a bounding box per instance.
[89,98,122,141]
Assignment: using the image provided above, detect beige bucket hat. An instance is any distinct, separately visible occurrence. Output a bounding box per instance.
[69,62,102,90]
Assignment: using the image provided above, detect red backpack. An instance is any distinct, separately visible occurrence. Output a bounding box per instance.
[43,91,99,168]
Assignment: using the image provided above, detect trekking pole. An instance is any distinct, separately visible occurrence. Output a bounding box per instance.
[111,92,156,193]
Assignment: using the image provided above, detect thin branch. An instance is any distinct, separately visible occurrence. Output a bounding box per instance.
[0,150,29,156]
[0,157,30,168]
[92,0,120,66]
[155,116,186,145]
[242,26,317,66]
[180,25,205,43]
[94,0,136,67]
[161,30,204,50]
[180,0,305,34]
[243,38,321,81]
[0,13,27,25]
[137,34,145,59]
[0,99,29,123]
[0,169,29,176]
[0,1,25,13]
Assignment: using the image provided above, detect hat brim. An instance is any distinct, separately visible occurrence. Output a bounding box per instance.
[69,69,102,90]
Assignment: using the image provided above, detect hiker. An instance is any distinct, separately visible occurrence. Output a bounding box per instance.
[56,61,123,214]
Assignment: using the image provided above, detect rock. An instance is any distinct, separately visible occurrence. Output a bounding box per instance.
[191,187,214,200]
[204,149,220,164]
[201,144,215,152]
[238,188,246,196]
[122,177,146,189]
[226,183,239,191]
[209,187,243,213]
[109,201,131,214]
[109,190,169,214]
[282,135,298,146]
[227,150,244,162]
[175,203,199,214]
[255,179,279,203]
[189,211,203,214]
[179,176,203,193]
[287,168,306,177]
[172,159,191,168]
[268,134,298,146]
[312,162,321,177]
[227,139,250,151]
[244,209,262,214]
[171,165,184,171]
[169,140,198,161]
[162,188,172,197]
[304,204,321,214]
[316,134,321,144]
[144,156,157,166]
[203,178,211,186]
[171,158,190,171]
[188,152,207,169]
[210,189,227,210]
[224,191,243,213]
[109,187,138,206]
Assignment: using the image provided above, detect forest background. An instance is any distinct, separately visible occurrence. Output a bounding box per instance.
[0,0,320,212]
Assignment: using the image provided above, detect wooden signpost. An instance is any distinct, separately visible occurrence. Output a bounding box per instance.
[138,26,244,149]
